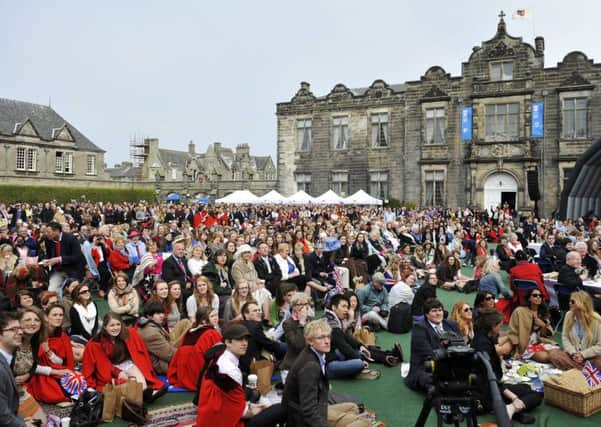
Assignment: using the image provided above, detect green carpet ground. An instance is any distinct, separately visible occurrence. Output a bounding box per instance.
[94,269,601,426]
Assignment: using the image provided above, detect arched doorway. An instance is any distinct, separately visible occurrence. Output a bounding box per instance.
[483,172,518,212]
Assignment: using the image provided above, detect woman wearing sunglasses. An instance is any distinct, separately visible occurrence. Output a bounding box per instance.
[69,280,99,340]
[450,301,474,344]
[508,288,577,370]
[562,291,601,368]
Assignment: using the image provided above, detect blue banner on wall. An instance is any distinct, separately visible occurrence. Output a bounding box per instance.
[461,107,472,141]
[531,102,544,138]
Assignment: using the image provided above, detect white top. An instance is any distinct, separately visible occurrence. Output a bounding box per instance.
[388,281,414,307]
[274,253,299,280]
[186,293,219,319]
[188,258,208,277]
[217,349,243,385]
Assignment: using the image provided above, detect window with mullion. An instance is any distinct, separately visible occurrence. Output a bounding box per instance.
[332,116,349,150]
[485,103,519,140]
[297,119,312,151]
[425,108,445,144]
[16,147,26,170]
[371,113,389,147]
[562,98,587,139]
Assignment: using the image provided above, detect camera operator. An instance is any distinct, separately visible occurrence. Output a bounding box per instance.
[471,309,542,424]
[405,298,460,392]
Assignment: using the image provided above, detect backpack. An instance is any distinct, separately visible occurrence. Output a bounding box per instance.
[387,302,412,334]
[192,342,226,406]
[69,389,104,427]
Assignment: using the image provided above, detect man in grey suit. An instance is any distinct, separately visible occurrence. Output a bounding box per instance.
[0,311,28,426]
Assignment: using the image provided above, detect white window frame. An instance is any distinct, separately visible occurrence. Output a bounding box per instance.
[485,103,519,141]
[331,172,348,196]
[26,148,37,171]
[371,113,389,147]
[562,97,588,139]
[55,151,73,174]
[332,116,349,150]
[295,173,311,193]
[424,170,445,206]
[16,147,26,171]
[86,154,96,175]
[297,119,312,152]
[490,61,514,81]
[369,172,388,199]
[425,107,445,145]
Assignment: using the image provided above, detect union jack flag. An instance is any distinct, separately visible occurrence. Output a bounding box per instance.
[60,371,88,398]
[582,361,601,388]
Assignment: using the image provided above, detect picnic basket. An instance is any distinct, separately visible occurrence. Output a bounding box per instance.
[543,369,601,417]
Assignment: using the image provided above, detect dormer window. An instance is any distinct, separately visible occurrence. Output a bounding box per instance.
[490,61,513,81]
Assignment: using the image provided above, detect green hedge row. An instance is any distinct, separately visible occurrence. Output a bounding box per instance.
[0,184,155,204]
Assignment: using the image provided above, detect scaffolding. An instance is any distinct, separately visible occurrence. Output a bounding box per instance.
[129,136,149,169]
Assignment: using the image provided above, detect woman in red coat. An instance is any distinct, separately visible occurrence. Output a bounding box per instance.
[27,303,75,403]
[509,250,549,305]
[167,306,222,390]
[108,236,133,277]
[82,312,166,401]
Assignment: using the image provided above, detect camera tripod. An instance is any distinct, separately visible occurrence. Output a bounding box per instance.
[415,385,480,427]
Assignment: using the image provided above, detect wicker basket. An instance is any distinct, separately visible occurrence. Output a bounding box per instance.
[543,378,601,417]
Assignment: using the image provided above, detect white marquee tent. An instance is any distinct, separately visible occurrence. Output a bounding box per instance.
[258,190,287,204]
[285,190,316,205]
[215,190,260,204]
[313,190,345,205]
[343,189,383,205]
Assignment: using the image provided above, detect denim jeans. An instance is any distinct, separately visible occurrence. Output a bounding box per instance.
[327,349,364,379]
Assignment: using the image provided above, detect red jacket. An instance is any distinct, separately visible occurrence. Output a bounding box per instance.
[27,332,74,403]
[509,261,549,304]
[82,327,163,392]
[196,376,245,427]
[167,326,222,391]
[108,248,130,273]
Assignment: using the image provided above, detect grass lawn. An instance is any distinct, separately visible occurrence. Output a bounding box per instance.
[94,268,601,426]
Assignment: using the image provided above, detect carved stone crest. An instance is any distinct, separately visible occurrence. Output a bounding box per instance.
[423,85,449,99]
[560,71,591,88]
[488,41,515,58]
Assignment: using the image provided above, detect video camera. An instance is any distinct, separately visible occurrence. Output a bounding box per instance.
[415,331,511,427]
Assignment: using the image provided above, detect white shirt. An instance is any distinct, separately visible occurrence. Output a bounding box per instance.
[428,320,444,336]
[388,281,414,307]
[0,348,13,366]
[217,349,243,385]
[262,256,272,274]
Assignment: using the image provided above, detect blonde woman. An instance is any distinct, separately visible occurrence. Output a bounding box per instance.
[479,258,511,298]
[450,301,474,344]
[187,245,208,277]
[222,280,255,322]
[562,291,601,367]
[107,272,140,325]
[186,275,219,322]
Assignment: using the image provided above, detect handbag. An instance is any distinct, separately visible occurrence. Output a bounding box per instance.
[353,327,376,346]
[115,377,143,418]
[121,399,149,425]
[70,389,104,427]
[102,382,118,422]
[250,359,274,396]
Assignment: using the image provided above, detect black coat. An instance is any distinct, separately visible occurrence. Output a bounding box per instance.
[253,255,282,295]
[282,346,329,427]
[404,319,460,392]
[42,232,85,279]
[161,255,191,285]
[307,252,333,281]
[239,320,284,376]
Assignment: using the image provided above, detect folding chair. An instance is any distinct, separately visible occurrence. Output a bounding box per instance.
[554,283,575,331]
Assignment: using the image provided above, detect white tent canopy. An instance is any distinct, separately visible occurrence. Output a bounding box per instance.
[313,190,345,205]
[343,189,383,205]
[285,190,316,205]
[258,189,287,204]
[215,190,259,204]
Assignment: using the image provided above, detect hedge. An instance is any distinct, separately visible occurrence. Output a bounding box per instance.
[0,184,156,204]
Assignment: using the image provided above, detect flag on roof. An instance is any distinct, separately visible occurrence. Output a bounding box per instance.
[512,9,530,19]
[582,361,601,389]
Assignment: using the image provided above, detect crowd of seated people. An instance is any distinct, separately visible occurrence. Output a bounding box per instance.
[3,200,601,425]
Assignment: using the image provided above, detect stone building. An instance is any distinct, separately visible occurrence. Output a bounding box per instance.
[127,138,277,198]
[277,13,601,217]
[0,97,110,186]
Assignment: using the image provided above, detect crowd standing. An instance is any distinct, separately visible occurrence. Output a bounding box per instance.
[1,200,601,425]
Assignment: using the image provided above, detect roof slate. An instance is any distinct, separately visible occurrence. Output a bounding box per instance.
[0,97,104,152]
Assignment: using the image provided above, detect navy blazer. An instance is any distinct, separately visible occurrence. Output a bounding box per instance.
[42,232,85,279]
[404,318,461,391]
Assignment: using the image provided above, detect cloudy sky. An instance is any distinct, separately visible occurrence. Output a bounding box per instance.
[2,0,600,166]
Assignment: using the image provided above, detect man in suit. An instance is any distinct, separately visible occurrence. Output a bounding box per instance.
[239,301,286,377]
[8,203,27,230]
[283,319,331,427]
[539,233,562,272]
[0,311,28,426]
[161,240,192,297]
[42,221,85,292]
[404,298,461,392]
[254,242,282,296]
[308,242,334,286]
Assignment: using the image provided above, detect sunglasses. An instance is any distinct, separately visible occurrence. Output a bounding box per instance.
[531,293,542,298]
[80,289,90,294]
[463,307,472,313]
[485,296,494,301]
